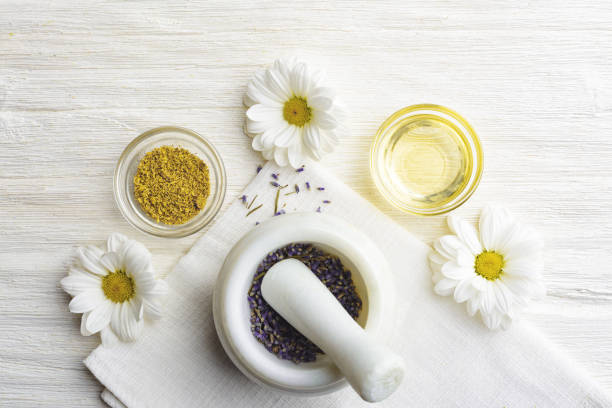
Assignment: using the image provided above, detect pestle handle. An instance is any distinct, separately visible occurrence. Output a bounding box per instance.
[261,258,405,403]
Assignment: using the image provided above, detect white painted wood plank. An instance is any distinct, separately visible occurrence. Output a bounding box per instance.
[1,1,611,406]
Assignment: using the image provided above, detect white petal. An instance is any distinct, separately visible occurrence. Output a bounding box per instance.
[77,246,107,276]
[100,327,119,347]
[304,124,321,152]
[309,94,333,111]
[454,277,477,303]
[493,281,512,314]
[262,148,274,161]
[466,295,480,316]
[122,240,152,275]
[503,239,542,264]
[142,297,164,320]
[318,131,336,156]
[80,312,93,336]
[429,251,448,265]
[99,252,121,273]
[433,236,456,260]
[290,63,307,96]
[434,278,457,296]
[480,285,495,315]
[107,233,128,253]
[431,268,443,283]
[481,309,501,330]
[112,302,143,342]
[265,68,291,100]
[504,258,541,278]
[502,276,535,299]
[260,124,287,149]
[251,133,265,151]
[272,60,292,91]
[471,275,488,291]
[131,297,144,320]
[245,79,282,107]
[309,86,335,101]
[246,104,280,122]
[500,314,513,330]
[246,117,283,135]
[313,110,338,130]
[441,262,473,280]
[288,138,303,169]
[456,248,475,267]
[322,129,339,146]
[439,235,467,256]
[69,290,106,314]
[61,268,101,296]
[479,206,512,251]
[85,300,113,334]
[274,125,298,148]
[447,215,482,255]
[273,147,289,167]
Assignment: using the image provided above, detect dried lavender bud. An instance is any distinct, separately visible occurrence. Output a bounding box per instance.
[240,195,247,204]
[256,164,263,173]
[316,206,322,213]
[295,184,300,193]
[270,181,280,188]
[271,173,279,180]
[248,243,362,364]
[305,182,311,190]
[323,200,331,204]
[255,221,260,226]
[296,165,305,173]
[317,187,325,191]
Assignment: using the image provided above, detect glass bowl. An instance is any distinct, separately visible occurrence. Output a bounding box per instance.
[370,104,483,216]
[114,126,227,238]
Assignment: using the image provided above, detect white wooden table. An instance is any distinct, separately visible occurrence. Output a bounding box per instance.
[1,1,611,406]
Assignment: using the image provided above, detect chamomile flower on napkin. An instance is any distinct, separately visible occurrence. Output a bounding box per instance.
[430,206,545,330]
[61,233,168,344]
[244,58,345,168]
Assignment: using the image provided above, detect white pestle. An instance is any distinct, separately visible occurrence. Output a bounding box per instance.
[261,258,405,403]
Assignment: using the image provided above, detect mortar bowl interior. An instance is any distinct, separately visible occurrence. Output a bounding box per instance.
[213,212,395,396]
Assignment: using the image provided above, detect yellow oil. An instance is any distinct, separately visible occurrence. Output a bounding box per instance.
[382,114,470,209]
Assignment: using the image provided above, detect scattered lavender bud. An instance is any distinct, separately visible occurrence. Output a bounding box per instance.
[271,173,279,180]
[316,206,322,213]
[255,222,260,225]
[296,165,305,173]
[240,195,247,204]
[323,200,331,204]
[256,164,263,173]
[317,187,325,191]
[270,181,280,188]
[305,182,311,190]
[295,184,300,193]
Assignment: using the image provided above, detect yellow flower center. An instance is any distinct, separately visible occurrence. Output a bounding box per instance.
[283,96,311,127]
[102,270,135,303]
[474,251,504,281]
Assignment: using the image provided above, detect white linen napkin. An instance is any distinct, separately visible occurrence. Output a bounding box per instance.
[86,162,611,408]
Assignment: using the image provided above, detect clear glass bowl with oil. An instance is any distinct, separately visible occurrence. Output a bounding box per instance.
[370,104,483,216]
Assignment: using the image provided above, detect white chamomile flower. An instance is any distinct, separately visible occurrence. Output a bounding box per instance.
[61,233,168,344]
[244,58,344,168]
[430,206,545,330]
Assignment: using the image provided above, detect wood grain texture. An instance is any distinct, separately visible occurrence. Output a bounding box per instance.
[1,1,611,406]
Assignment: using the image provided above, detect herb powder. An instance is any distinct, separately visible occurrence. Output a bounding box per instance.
[134,146,210,225]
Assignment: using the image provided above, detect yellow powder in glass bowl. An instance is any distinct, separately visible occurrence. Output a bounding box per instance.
[133,145,210,225]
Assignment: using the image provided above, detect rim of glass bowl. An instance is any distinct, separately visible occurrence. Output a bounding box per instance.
[370,104,483,216]
[113,126,227,238]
